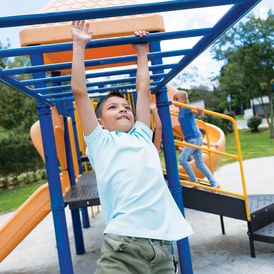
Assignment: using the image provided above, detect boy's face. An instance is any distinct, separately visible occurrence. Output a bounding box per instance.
[173,93,186,103]
[98,96,134,132]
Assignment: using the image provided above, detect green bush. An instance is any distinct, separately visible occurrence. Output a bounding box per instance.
[247,117,262,133]
[0,132,43,176]
[201,114,234,134]
[0,169,46,191]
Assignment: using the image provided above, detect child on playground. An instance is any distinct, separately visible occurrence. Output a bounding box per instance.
[173,90,220,188]
[71,20,192,274]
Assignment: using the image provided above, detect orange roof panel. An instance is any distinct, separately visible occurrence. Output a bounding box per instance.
[20,0,165,73]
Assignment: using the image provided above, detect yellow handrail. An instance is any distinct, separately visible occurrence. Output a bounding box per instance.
[172,101,251,221]
[174,139,239,159]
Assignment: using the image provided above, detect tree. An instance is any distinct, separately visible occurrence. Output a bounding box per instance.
[0,42,37,133]
[211,11,274,138]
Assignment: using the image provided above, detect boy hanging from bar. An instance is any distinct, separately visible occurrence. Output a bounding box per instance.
[71,20,192,274]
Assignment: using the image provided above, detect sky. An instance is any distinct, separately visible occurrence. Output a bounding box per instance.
[0,0,273,88]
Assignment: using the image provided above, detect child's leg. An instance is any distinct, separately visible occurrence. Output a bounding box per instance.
[193,147,218,187]
[179,141,197,182]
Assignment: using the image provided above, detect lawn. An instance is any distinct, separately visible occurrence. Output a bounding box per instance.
[0,182,44,214]
[219,128,274,166]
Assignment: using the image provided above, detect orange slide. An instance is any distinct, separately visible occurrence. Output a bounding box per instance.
[0,109,71,262]
[167,86,226,180]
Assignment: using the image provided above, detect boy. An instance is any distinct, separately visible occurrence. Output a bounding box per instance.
[173,90,220,188]
[71,20,192,274]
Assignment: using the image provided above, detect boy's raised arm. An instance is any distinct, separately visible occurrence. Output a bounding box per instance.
[133,31,151,128]
[71,20,98,136]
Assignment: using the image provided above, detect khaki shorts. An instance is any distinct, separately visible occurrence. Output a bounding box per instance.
[95,233,175,274]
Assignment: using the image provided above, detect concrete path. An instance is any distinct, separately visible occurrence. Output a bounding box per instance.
[0,157,274,274]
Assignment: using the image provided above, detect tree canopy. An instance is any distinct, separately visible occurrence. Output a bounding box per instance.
[0,42,37,133]
[211,11,274,137]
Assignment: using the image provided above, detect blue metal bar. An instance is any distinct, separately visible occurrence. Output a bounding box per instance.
[65,101,83,176]
[2,46,191,75]
[64,102,90,229]
[43,81,160,100]
[21,68,169,86]
[36,104,74,274]
[33,74,165,93]
[49,90,137,104]
[63,116,85,254]
[30,54,74,273]
[150,40,193,274]
[0,70,52,105]
[0,28,204,58]
[0,0,244,28]
[153,0,262,93]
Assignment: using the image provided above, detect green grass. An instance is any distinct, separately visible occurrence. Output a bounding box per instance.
[220,128,274,166]
[0,182,45,214]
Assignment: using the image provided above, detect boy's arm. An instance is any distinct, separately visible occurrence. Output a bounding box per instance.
[150,103,162,152]
[71,20,98,136]
[133,31,151,128]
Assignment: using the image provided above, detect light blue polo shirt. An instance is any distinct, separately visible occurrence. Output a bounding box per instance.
[84,121,192,241]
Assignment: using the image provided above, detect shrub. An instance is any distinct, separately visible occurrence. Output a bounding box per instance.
[247,117,262,133]
[201,114,234,134]
[0,132,43,176]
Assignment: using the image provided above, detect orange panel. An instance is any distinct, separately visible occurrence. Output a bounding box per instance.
[43,44,139,73]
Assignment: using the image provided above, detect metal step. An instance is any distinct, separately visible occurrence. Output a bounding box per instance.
[64,172,100,209]
[248,194,274,232]
[252,222,274,244]
[248,194,274,213]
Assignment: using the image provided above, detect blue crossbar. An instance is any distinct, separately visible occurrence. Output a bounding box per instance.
[32,74,165,94]
[2,49,190,75]
[0,29,208,58]
[0,0,244,28]
[0,70,52,106]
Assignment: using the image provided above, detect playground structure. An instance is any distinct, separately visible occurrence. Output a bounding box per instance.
[1,1,274,274]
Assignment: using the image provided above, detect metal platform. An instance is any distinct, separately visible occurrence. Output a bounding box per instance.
[248,194,274,213]
[63,172,100,209]
[182,186,247,220]
[248,194,274,231]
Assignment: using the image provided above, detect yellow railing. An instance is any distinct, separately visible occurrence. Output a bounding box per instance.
[172,101,250,220]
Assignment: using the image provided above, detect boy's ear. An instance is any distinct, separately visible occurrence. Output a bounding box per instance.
[97,118,103,126]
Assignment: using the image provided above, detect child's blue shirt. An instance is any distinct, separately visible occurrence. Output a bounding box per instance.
[178,108,202,141]
[84,121,192,241]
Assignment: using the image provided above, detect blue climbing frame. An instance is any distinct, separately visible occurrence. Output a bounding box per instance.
[0,0,261,273]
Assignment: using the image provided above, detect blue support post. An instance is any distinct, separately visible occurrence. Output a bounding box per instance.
[37,104,74,274]
[63,116,86,254]
[149,41,193,274]
[50,70,87,250]
[30,53,74,274]
[66,101,90,229]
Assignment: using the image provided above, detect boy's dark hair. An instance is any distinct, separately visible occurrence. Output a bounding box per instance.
[95,90,125,118]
